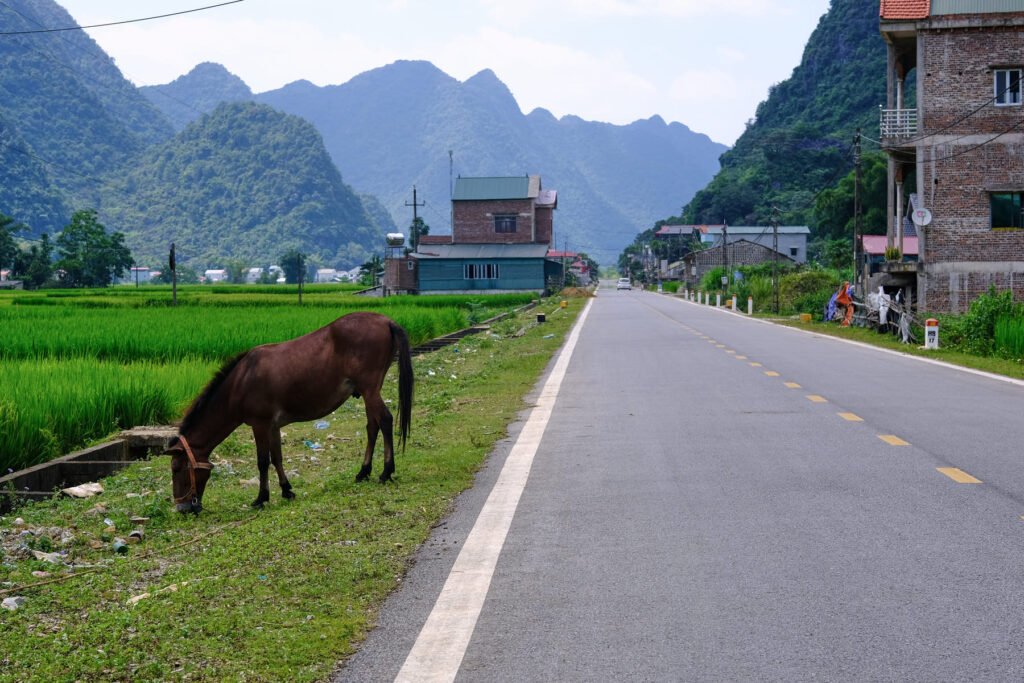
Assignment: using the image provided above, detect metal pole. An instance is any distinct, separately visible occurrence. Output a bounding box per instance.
[854,128,862,296]
[772,207,779,314]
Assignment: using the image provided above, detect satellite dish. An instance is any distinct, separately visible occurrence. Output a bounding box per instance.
[911,208,932,226]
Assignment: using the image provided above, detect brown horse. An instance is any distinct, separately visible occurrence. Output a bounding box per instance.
[167,311,413,513]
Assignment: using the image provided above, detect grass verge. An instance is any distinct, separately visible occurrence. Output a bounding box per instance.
[0,299,582,683]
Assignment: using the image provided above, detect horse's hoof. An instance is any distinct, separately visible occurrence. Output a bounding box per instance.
[355,465,372,482]
[281,488,295,500]
[251,500,264,509]
[378,473,393,484]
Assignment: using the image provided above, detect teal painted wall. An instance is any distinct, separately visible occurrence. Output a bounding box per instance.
[418,258,548,291]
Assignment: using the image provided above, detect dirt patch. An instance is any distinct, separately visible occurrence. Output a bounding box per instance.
[558,287,595,298]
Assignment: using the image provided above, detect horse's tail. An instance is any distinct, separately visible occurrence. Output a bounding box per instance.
[390,321,413,450]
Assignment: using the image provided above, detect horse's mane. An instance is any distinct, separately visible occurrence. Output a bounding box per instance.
[179,351,248,434]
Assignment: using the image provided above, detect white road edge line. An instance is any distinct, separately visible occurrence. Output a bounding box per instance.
[671,295,1024,388]
[394,298,594,683]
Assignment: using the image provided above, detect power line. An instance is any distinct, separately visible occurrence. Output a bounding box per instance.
[0,1,244,35]
[0,2,210,121]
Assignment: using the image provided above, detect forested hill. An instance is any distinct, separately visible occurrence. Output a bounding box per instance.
[0,0,173,233]
[678,0,886,228]
[145,60,727,264]
[100,102,385,269]
[140,63,254,131]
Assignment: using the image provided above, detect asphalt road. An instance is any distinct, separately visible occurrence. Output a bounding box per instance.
[335,286,1024,682]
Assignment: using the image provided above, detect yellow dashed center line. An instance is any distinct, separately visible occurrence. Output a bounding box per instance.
[749,362,763,367]
[838,412,863,422]
[878,434,909,446]
[806,395,828,403]
[725,350,736,354]
[937,467,982,484]
[716,344,726,348]
[735,355,748,360]
[764,371,780,377]
[784,382,801,389]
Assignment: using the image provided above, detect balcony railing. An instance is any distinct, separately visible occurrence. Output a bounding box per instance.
[879,107,918,139]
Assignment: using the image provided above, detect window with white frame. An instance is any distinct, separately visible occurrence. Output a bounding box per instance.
[465,263,500,279]
[494,214,517,233]
[995,68,1022,106]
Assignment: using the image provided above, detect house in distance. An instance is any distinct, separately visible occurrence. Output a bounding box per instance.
[384,175,562,295]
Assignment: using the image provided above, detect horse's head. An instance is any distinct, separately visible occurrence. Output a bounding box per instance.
[166,435,213,514]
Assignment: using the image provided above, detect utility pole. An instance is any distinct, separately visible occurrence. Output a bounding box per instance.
[722,221,729,290]
[297,252,305,305]
[405,186,426,251]
[772,206,780,314]
[853,128,863,297]
[169,242,177,306]
[449,150,455,233]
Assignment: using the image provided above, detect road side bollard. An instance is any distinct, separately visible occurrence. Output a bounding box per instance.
[747,296,753,315]
[731,295,737,311]
[716,294,721,307]
[924,318,939,349]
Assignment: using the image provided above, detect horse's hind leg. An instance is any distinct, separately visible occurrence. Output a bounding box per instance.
[251,423,272,509]
[269,426,294,500]
[355,404,380,482]
[356,391,395,483]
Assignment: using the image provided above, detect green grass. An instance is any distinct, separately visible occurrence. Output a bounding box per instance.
[0,299,581,682]
[0,360,219,471]
[0,288,536,471]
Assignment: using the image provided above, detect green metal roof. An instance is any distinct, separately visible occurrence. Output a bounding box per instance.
[453,176,535,201]
[414,244,550,259]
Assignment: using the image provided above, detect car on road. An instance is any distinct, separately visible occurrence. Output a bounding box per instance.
[616,278,631,290]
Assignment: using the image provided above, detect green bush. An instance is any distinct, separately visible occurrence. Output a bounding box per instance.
[939,287,1023,356]
[779,270,841,315]
[995,316,1024,359]
[662,281,680,293]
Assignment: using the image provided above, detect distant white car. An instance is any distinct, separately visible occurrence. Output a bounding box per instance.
[616,278,632,290]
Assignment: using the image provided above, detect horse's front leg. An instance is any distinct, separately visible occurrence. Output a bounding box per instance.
[269,426,294,500]
[251,423,272,508]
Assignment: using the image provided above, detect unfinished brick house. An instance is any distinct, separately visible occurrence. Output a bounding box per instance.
[879,0,1024,312]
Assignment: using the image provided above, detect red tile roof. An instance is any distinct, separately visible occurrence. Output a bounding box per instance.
[880,0,930,19]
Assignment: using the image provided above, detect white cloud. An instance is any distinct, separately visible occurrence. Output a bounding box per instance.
[88,16,398,91]
[482,0,787,21]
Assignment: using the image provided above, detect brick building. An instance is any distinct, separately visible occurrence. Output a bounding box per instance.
[879,0,1024,312]
[681,239,796,290]
[384,175,562,295]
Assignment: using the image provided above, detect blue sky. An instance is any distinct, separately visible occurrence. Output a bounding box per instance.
[59,0,832,145]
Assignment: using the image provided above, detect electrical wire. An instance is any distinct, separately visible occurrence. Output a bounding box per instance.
[0,1,210,122]
[0,1,244,35]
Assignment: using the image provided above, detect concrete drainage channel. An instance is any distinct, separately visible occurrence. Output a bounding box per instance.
[0,302,541,514]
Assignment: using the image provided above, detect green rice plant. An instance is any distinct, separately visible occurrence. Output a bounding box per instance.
[0,359,218,471]
[995,316,1024,359]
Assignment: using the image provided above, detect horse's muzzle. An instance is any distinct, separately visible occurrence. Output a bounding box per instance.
[176,499,203,514]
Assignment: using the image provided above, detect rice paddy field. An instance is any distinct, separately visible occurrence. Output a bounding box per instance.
[0,285,535,471]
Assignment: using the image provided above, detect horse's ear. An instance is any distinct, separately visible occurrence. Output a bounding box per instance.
[164,435,183,455]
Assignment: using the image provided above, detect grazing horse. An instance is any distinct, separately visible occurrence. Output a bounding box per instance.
[167,312,413,513]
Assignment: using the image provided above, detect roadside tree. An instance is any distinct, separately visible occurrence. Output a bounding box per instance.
[54,209,134,287]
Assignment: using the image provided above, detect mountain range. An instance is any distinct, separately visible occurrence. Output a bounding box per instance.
[143,60,728,264]
[2,0,727,268]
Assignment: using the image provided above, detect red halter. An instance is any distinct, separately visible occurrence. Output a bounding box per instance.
[173,435,213,505]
